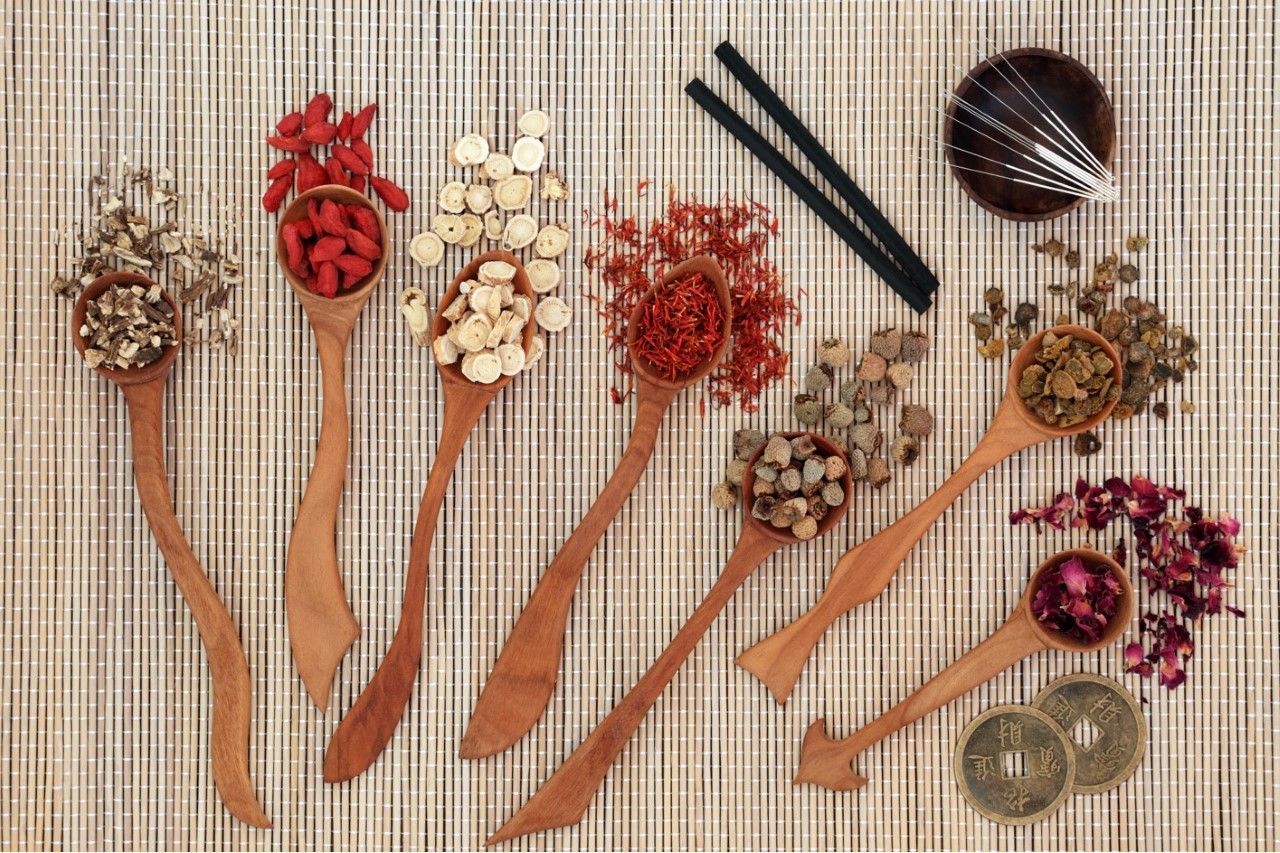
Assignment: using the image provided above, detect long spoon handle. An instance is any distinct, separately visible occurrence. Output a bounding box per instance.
[794,607,1046,791]
[737,400,1042,704]
[324,384,492,782]
[486,525,782,845]
[287,321,360,712]
[461,378,680,759]
[121,380,271,828]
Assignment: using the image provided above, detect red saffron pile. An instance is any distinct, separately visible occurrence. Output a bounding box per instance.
[630,272,726,381]
[584,189,799,410]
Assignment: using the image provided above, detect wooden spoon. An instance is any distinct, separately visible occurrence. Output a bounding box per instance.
[794,548,1132,790]
[486,433,852,844]
[737,324,1121,704]
[278,186,390,712]
[71,272,271,828]
[323,250,537,783]
[460,256,732,760]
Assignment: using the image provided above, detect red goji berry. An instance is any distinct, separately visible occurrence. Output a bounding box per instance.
[318,199,348,235]
[261,175,291,212]
[301,121,338,144]
[309,235,347,264]
[296,154,327,194]
[294,218,315,239]
[266,134,311,153]
[331,144,370,176]
[351,206,380,242]
[369,176,410,212]
[275,111,303,136]
[303,92,333,127]
[336,111,353,141]
[324,157,347,187]
[349,175,366,192]
[307,199,325,232]
[281,222,305,272]
[350,103,377,138]
[351,138,374,171]
[345,228,382,261]
[317,261,339,298]
[333,253,373,278]
[267,158,296,180]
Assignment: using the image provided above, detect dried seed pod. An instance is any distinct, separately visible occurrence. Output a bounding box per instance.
[866,381,893,404]
[804,363,833,393]
[1118,263,1139,283]
[503,214,538,249]
[458,214,484,248]
[534,224,571,258]
[886,362,915,389]
[779,467,802,493]
[899,404,934,436]
[438,181,468,213]
[839,379,860,406]
[711,481,738,509]
[433,213,466,244]
[791,517,818,541]
[793,394,822,425]
[790,434,818,459]
[494,175,534,210]
[754,479,777,497]
[483,153,515,181]
[725,458,748,486]
[751,496,778,521]
[763,434,792,467]
[821,481,845,507]
[868,456,891,488]
[899,331,930,362]
[451,133,490,166]
[526,258,561,293]
[847,448,868,481]
[824,455,848,481]
[408,231,445,267]
[850,423,881,455]
[890,435,920,465]
[517,109,551,138]
[465,184,494,214]
[857,352,887,382]
[825,403,854,429]
[818,336,851,368]
[869,328,903,360]
[511,136,546,172]
[734,428,766,461]
[802,458,825,484]
[478,260,518,286]
[1014,301,1038,328]
[534,296,572,332]
[753,463,779,483]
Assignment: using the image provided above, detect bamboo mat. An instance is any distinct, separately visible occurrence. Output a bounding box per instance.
[2,1,1276,850]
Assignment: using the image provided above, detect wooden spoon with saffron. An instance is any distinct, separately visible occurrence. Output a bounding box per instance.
[322,251,537,783]
[71,272,271,828]
[460,256,732,760]
[278,186,390,713]
[485,433,851,845]
[795,548,1132,790]
[737,325,1122,705]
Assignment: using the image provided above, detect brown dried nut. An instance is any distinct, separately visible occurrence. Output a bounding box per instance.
[817,336,851,368]
[869,327,902,360]
[821,481,845,507]
[890,435,920,465]
[753,478,776,497]
[800,479,822,498]
[734,428,766,461]
[807,496,829,521]
[857,352,887,382]
[899,404,934,436]
[791,516,819,541]
[711,481,737,509]
[1152,401,1170,420]
[790,434,818,459]
[824,455,848,481]
[1073,430,1102,456]
[725,458,748,486]
[778,467,803,493]
[770,502,803,528]
[839,379,860,406]
[802,458,825,484]
[984,285,1005,306]
[793,394,822,425]
[886,362,915,389]
[899,331,930,363]
[847,448,868,481]
[850,423,881,455]
[868,457,891,488]
[825,402,855,430]
[763,434,792,467]
[865,381,893,404]
[753,463,779,483]
[1118,263,1139,283]
[751,496,778,521]
[804,363,833,393]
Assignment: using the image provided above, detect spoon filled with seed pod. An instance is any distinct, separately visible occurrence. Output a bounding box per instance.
[460,256,732,760]
[323,251,538,782]
[486,432,852,843]
[795,547,1132,791]
[277,186,391,712]
[738,325,1122,704]
[71,272,270,827]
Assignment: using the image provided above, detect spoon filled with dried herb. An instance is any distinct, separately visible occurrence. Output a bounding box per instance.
[277,185,390,713]
[460,256,733,760]
[487,432,852,843]
[738,324,1122,704]
[71,272,271,828]
[795,547,1132,791]
[323,251,538,783]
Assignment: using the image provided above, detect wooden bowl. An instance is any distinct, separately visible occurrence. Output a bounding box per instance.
[944,48,1115,221]
[740,432,853,545]
[624,256,734,389]
[70,271,182,385]
[275,185,390,300]
[1005,323,1122,437]
[1023,547,1133,652]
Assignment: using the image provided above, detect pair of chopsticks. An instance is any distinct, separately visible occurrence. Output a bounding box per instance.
[686,41,938,314]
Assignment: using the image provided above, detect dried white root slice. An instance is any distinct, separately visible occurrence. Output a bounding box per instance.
[516,109,551,138]
[493,175,533,210]
[408,232,445,267]
[437,181,468,213]
[484,289,503,320]
[483,211,504,240]
[462,350,502,383]
[468,285,496,313]
[534,224,570,259]
[525,258,561,294]
[446,322,467,348]
[511,136,546,172]
[541,170,569,201]
[503,214,538,250]
[534,296,572,332]
[452,133,490,167]
[483,153,515,181]
[496,343,526,375]
[458,214,484,248]
[486,311,513,348]
[459,280,474,294]
[478,260,517,286]
[432,334,460,365]
[399,287,431,345]
[502,315,526,343]
[457,314,492,352]
[511,294,532,321]
[433,214,466,244]
[523,334,545,369]
[441,293,468,323]
[465,184,493,214]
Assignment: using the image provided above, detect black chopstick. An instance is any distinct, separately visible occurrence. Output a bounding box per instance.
[685,79,933,314]
[714,41,940,296]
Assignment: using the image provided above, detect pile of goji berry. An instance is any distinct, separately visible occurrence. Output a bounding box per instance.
[281,198,383,297]
[263,92,410,214]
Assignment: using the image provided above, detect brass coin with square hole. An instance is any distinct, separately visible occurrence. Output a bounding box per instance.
[1032,673,1146,793]
[953,705,1076,825]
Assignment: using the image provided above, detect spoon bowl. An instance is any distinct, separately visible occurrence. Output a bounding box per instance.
[1004,323,1122,438]
[1021,547,1133,652]
[625,256,734,389]
[739,432,853,545]
[71,271,182,385]
[276,185,390,302]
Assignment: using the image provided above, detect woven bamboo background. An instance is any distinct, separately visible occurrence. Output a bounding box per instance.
[2,0,1275,850]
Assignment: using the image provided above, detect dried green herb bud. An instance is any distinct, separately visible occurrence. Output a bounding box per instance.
[825,402,855,429]
[886,362,915,389]
[725,458,747,486]
[751,495,778,521]
[791,434,817,459]
[824,455,848,481]
[890,435,920,465]
[850,423,881,455]
[733,428,767,461]
[1180,399,1196,414]
[804,362,834,393]
[1126,235,1149,252]
[856,352,887,383]
[869,327,903,360]
[821,481,845,507]
[899,404,934,436]
[1064,249,1081,268]
[1118,263,1139,283]
[793,394,822,425]
[899,331,930,363]
[711,481,737,509]
[1038,238,1065,257]
[763,434,792,466]
[839,378,860,406]
[847,448,868,481]
[817,336,851,368]
[791,516,819,541]
[779,467,803,493]
[868,456,891,488]
[1072,430,1102,456]
[753,463,779,483]
[802,457,825,484]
